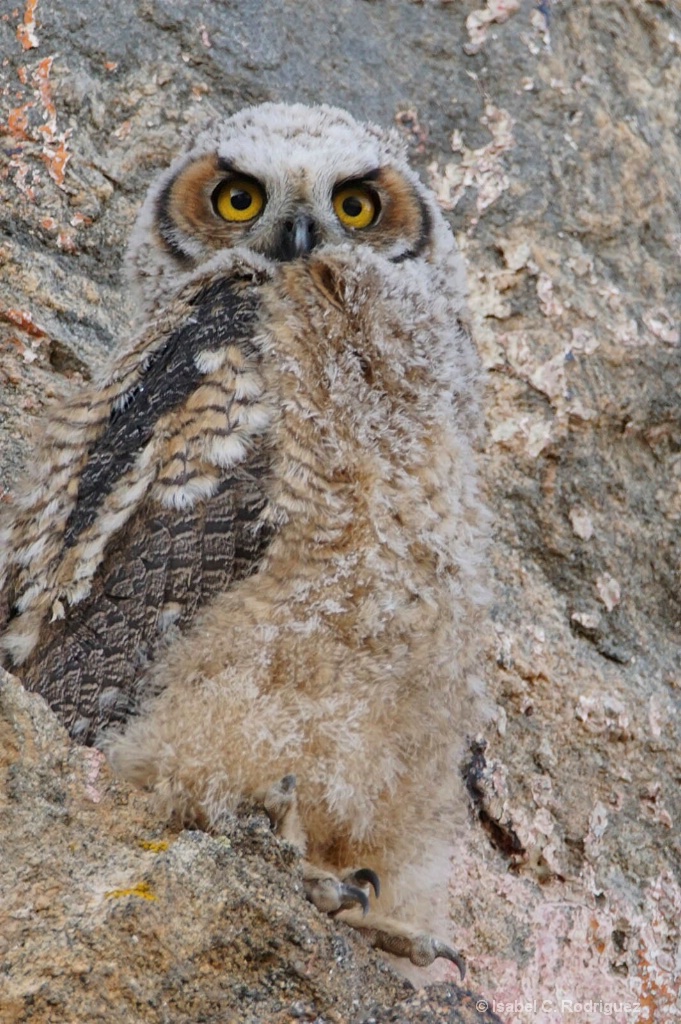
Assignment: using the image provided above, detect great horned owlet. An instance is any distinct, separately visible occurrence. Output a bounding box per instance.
[0,103,489,972]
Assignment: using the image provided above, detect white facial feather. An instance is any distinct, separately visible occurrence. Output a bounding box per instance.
[127,102,466,318]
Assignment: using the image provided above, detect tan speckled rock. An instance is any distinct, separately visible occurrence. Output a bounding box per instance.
[1,669,501,1024]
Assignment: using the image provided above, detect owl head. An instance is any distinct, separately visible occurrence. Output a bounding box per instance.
[127,102,461,315]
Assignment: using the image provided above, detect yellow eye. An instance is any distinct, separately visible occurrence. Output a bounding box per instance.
[333,186,379,230]
[213,178,265,222]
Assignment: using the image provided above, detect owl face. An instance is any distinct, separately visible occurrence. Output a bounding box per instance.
[157,153,430,266]
[128,103,449,313]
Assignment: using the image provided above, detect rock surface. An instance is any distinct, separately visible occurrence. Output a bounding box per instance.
[1,1,680,1022]
[0,669,500,1024]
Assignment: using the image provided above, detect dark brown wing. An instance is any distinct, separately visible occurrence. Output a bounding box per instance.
[3,274,277,744]
[20,459,273,744]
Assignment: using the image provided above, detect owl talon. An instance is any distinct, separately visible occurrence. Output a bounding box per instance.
[303,868,372,916]
[261,773,297,826]
[407,934,466,977]
[403,935,466,976]
[433,941,466,980]
[338,910,466,977]
[333,882,370,916]
[344,867,381,899]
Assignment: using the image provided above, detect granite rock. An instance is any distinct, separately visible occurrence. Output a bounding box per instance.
[1,1,679,1020]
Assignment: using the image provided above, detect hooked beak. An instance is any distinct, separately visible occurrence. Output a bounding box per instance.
[273,212,320,261]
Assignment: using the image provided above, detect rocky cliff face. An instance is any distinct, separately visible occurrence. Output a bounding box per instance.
[1,2,679,1021]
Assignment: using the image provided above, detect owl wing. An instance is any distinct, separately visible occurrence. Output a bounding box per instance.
[1,272,277,743]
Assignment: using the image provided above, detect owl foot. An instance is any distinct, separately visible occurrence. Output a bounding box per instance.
[339,909,466,978]
[342,867,381,900]
[302,863,380,916]
[258,777,461,972]
[260,773,304,845]
[259,775,380,916]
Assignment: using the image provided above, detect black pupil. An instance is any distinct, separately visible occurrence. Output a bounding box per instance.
[342,195,364,218]
[231,188,253,211]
